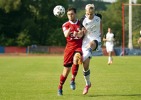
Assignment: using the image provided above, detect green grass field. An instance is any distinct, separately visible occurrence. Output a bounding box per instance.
[0,56,141,100]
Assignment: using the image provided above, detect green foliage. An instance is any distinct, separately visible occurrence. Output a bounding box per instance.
[102,1,123,46]
[0,0,21,13]
[16,29,30,46]
[68,0,109,11]
[120,0,141,47]
[0,0,140,47]
[5,38,15,46]
[47,28,66,46]
[0,0,68,46]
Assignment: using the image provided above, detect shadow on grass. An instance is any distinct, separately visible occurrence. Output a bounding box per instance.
[89,94,141,97]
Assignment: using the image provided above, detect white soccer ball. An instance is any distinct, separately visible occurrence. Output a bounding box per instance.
[53,5,65,18]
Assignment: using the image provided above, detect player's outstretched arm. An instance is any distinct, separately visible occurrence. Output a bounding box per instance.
[64,28,71,37]
[100,20,103,39]
[103,37,107,42]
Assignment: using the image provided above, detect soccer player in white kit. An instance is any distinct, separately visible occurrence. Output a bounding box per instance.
[80,4,102,95]
[103,28,115,65]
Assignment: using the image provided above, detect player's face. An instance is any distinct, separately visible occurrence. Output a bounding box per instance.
[108,28,111,33]
[86,9,94,20]
[67,10,76,22]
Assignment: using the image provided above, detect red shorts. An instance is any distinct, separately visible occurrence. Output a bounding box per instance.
[63,47,82,67]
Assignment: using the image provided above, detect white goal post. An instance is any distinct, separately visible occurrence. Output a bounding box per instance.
[122,3,141,55]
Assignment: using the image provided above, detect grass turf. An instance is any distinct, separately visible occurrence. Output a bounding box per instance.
[0,56,141,100]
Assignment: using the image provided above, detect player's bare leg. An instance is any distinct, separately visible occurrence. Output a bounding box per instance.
[70,52,82,90]
[58,67,71,96]
[85,40,97,60]
[108,51,113,65]
[87,40,96,54]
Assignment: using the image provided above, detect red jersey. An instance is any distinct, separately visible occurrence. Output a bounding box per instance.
[62,20,83,50]
[62,20,83,67]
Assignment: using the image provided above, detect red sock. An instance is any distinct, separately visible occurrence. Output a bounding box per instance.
[58,74,67,90]
[71,64,79,81]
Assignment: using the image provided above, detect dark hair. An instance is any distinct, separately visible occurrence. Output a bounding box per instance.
[67,7,76,13]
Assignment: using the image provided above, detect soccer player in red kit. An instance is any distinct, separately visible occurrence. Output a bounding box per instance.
[57,7,83,96]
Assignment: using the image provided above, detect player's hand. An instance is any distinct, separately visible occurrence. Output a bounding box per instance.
[103,37,106,41]
[73,31,77,37]
[82,27,87,35]
[77,30,83,38]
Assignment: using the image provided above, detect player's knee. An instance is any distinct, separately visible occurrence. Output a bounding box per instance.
[92,44,96,50]
[90,40,98,50]
[73,52,81,64]
[93,40,99,50]
[90,41,95,47]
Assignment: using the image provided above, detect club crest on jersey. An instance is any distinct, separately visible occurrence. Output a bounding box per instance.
[70,33,79,40]
[85,23,88,26]
[95,18,99,22]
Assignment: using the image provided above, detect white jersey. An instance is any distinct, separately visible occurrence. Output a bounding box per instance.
[105,32,114,52]
[81,15,101,61]
[106,32,114,46]
[82,15,101,43]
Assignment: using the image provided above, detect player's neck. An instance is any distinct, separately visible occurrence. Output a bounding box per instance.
[71,19,77,23]
[87,16,94,20]
[69,19,77,24]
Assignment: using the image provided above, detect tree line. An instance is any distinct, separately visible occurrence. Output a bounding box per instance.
[0,0,141,47]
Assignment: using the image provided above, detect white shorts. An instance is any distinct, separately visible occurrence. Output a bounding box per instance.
[82,48,92,61]
[106,45,114,52]
[82,39,101,61]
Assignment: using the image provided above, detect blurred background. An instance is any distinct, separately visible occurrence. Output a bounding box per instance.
[0,0,141,55]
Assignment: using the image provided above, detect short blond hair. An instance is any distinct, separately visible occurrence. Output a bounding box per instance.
[85,4,95,10]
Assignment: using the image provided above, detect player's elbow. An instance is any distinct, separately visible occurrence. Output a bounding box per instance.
[64,31,70,37]
[64,34,68,38]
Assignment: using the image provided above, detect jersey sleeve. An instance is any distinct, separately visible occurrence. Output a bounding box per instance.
[62,22,69,32]
[113,33,116,39]
[95,13,102,20]
[79,15,85,30]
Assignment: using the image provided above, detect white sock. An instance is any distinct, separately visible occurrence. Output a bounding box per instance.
[83,69,91,86]
[84,74,90,86]
[110,56,112,61]
[108,56,111,62]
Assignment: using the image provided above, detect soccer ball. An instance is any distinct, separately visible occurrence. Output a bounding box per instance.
[53,5,65,18]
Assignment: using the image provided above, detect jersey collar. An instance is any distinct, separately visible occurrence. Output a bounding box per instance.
[69,19,78,24]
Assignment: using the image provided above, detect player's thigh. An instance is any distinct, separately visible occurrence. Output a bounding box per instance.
[64,50,74,67]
